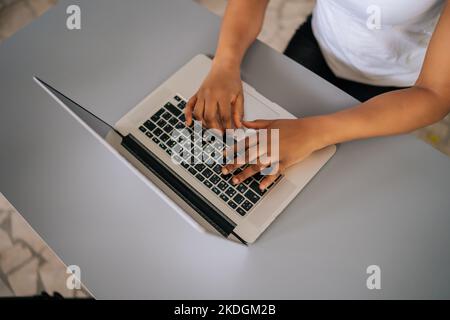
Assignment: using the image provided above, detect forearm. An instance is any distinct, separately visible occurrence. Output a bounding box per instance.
[314,86,450,147]
[213,0,269,70]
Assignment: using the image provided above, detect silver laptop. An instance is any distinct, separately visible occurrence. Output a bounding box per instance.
[35,54,336,244]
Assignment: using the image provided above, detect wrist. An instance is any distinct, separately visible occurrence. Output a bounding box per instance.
[300,116,341,150]
[212,52,241,72]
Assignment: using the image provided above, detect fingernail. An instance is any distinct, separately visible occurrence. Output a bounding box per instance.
[222,168,228,174]
[233,177,239,184]
[260,185,266,191]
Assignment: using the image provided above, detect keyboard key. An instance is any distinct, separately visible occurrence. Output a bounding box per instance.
[237,208,247,216]
[165,102,182,117]
[163,125,173,134]
[237,184,248,194]
[151,110,163,121]
[169,117,178,126]
[242,200,253,211]
[233,194,244,205]
[181,152,193,163]
[203,180,213,189]
[218,181,228,191]
[182,129,191,137]
[175,122,185,129]
[225,187,237,198]
[178,114,186,123]
[173,144,183,155]
[209,174,221,185]
[159,143,167,150]
[223,174,233,183]
[213,164,223,175]
[188,167,196,176]
[152,137,160,144]
[166,140,176,148]
[154,108,165,118]
[193,146,202,157]
[212,187,221,195]
[204,159,214,168]
[228,201,238,210]
[202,168,213,179]
[254,173,265,182]
[250,181,266,196]
[139,126,147,133]
[153,128,163,137]
[204,145,215,156]
[194,164,206,172]
[166,149,172,156]
[214,141,225,151]
[144,121,156,131]
[174,95,182,102]
[178,101,186,110]
[244,190,260,204]
[220,194,229,202]
[181,161,189,169]
[171,130,182,139]
[195,173,205,182]
[160,134,170,142]
[157,119,166,128]
[162,112,171,120]
[145,132,153,138]
[234,168,243,175]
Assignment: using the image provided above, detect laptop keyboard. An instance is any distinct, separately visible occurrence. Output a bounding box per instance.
[138,95,282,217]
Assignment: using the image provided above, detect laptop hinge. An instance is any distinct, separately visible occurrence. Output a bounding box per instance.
[121,134,243,242]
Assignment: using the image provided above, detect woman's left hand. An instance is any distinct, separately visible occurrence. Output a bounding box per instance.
[222,118,328,191]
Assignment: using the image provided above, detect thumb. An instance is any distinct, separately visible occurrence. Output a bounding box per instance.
[242,119,272,129]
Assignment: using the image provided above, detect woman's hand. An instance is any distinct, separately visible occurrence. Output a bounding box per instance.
[222,118,328,190]
[185,60,245,131]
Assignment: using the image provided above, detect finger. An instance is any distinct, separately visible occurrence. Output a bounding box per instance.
[185,95,197,126]
[256,129,276,165]
[192,97,205,124]
[204,98,222,131]
[222,134,254,174]
[219,98,232,129]
[223,135,248,157]
[222,128,272,174]
[232,93,245,128]
[242,119,272,129]
[222,157,246,175]
[222,128,259,159]
[240,134,265,164]
[231,162,268,185]
[260,170,281,190]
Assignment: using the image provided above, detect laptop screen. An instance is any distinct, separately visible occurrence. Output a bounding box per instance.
[34,77,120,140]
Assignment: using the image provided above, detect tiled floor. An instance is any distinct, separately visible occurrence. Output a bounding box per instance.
[1,0,449,298]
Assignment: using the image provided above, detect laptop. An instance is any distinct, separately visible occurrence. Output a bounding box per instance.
[35,54,336,244]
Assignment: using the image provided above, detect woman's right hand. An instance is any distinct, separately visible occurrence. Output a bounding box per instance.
[185,59,245,132]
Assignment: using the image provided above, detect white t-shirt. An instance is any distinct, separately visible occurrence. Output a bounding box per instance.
[312,0,445,87]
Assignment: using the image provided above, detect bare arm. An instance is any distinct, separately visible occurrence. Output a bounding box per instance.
[214,0,270,70]
[226,2,450,189]
[314,2,450,147]
[185,0,269,130]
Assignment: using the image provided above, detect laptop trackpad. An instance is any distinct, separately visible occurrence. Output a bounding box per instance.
[243,90,281,121]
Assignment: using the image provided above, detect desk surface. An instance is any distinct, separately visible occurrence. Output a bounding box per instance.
[1,0,450,299]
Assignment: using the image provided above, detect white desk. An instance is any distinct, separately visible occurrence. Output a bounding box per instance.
[1,0,450,299]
